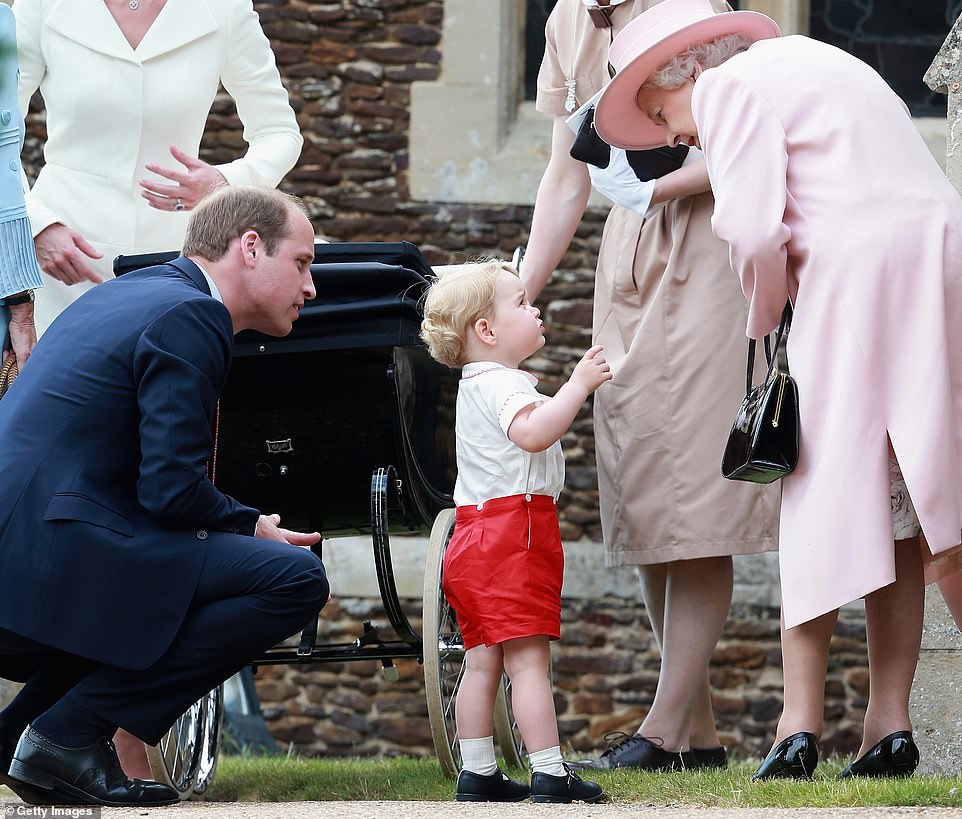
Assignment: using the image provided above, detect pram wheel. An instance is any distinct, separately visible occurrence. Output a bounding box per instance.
[146,684,223,799]
[422,508,525,777]
[191,683,224,798]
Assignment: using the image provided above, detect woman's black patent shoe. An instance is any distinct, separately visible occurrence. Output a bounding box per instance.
[752,732,819,780]
[838,731,919,779]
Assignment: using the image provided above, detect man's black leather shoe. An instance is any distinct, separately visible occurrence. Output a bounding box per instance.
[530,764,606,804]
[572,732,688,771]
[838,731,920,779]
[0,718,71,805]
[454,767,530,802]
[752,732,819,780]
[8,725,178,806]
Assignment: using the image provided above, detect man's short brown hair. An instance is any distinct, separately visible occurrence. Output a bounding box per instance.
[182,186,309,261]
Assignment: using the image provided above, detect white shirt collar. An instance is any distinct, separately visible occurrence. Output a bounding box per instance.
[192,261,223,304]
[460,361,539,386]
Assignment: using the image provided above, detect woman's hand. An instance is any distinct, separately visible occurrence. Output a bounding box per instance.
[140,144,228,212]
[6,301,37,366]
[34,224,104,285]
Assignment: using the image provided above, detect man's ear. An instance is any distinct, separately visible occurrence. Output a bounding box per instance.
[240,230,260,264]
[472,316,497,347]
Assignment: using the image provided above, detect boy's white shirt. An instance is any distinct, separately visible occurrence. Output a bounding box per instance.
[452,362,565,507]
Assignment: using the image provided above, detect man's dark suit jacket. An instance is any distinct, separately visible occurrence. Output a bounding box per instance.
[0,258,260,671]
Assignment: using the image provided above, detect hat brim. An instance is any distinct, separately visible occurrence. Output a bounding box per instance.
[594,11,780,150]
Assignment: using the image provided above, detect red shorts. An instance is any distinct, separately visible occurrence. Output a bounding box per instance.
[442,494,563,650]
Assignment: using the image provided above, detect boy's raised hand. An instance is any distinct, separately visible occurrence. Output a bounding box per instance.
[571,345,613,394]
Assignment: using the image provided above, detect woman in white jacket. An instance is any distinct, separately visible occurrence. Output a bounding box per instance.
[13,0,303,332]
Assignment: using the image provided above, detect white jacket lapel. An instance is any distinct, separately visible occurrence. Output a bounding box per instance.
[44,0,218,64]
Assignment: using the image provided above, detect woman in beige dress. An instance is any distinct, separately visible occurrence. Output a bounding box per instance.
[521,0,779,769]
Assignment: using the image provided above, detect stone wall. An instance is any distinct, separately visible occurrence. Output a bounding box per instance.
[254,594,870,760]
[250,539,870,762]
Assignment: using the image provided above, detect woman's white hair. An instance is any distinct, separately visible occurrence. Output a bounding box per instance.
[645,32,753,90]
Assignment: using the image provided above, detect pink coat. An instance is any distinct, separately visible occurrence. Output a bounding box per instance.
[692,35,962,628]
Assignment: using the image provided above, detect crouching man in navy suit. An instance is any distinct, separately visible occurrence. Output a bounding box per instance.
[0,185,329,807]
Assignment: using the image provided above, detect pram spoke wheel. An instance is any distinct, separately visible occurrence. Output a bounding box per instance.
[192,683,224,798]
[422,508,523,776]
[423,508,461,778]
[147,684,223,800]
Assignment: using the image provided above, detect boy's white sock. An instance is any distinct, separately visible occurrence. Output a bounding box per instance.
[459,736,498,776]
[529,744,566,777]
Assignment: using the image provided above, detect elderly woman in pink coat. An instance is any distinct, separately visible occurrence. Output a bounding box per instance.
[594,0,962,780]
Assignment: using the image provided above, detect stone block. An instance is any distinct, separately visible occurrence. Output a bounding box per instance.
[571,693,614,715]
[910,586,962,774]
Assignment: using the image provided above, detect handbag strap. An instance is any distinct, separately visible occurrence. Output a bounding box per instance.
[0,354,18,399]
[745,301,793,393]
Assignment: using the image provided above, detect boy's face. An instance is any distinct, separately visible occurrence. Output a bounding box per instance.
[487,270,545,365]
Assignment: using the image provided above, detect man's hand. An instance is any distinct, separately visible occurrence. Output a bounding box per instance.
[6,301,38,365]
[140,144,228,212]
[255,513,321,549]
[34,223,104,285]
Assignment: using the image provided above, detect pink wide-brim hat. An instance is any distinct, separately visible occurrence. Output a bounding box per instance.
[594,0,780,150]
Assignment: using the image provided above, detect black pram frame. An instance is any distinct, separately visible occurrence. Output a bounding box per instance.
[113,242,524,797]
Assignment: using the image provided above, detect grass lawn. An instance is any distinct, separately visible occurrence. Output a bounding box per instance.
[205,755,962,807]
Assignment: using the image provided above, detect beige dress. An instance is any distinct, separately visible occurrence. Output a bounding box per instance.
[538,0,779,567]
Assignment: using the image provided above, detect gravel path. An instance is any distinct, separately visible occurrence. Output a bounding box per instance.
[7,789,962,818]
[97,803,962,819]
[2,800,961,819]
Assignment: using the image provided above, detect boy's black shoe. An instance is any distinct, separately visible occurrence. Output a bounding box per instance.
[454,767,530,802]
[530,764,607,804]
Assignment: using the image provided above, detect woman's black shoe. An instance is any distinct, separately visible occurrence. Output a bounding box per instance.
[688,745,728,769]
[838,731,919,779]
[752,732,819,780]
[572,732,687,771]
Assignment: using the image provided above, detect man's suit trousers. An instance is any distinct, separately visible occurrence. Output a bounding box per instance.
[0,533,328,744]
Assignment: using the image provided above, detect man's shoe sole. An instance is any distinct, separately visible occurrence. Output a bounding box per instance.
[455,793,530,802]
[0,771,80,806]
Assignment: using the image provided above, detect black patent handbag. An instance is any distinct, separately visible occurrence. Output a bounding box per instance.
[569,104,690,177]
[721,302,799,483]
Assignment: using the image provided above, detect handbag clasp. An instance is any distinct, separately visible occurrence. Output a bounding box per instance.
[772,373,787,428]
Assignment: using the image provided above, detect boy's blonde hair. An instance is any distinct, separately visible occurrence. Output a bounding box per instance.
[420,260,517,367]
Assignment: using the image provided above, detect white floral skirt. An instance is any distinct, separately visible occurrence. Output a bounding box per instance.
[890,457,922,541]
[891,457,962,583]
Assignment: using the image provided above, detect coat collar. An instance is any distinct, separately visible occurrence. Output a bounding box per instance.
[166,256,212,297]
[45,0,218,64]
